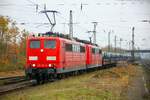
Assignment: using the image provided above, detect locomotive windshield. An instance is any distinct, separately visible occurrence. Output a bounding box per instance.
[44,40,56,49]
[30,40,40,48]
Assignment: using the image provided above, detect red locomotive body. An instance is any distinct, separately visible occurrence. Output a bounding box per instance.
[26,37,59,69]
[86,44,102,68]
[26,35,102,80]
[62,39,86,72]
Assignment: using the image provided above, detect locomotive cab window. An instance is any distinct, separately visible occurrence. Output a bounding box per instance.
[30,40,40,48]
[44,40,56,49]
[92,48,95,54]
[99,49,102,54]
[80,46,85,53]
[65,43,72,51]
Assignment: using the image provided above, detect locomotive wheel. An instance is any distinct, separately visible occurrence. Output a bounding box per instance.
[35,74,41,84]
[57,74,62,79]
[41,73,47,84]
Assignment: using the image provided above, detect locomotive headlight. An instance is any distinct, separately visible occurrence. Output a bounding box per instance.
[47,56,56,60]
[29,56,38,61]
[32,64,36,67]
[40,49,44,52]
[48,64,52,67]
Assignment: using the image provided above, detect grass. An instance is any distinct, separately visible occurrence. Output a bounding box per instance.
[0,64,141,100]
[142,66,150,100]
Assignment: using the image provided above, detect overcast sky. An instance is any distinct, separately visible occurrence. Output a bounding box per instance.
[0,0,150,49]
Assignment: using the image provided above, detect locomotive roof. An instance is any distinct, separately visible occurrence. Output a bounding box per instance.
[28,35,101,48]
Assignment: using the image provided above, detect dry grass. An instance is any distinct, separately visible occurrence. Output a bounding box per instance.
[143,66,150,100]
[0,70,24,77]
[0,63,142,100]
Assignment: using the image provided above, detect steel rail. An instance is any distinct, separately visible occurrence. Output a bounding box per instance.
[0,76,25,80]
[0,80,36,95]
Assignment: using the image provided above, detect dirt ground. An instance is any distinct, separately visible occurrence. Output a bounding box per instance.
[0,63,149,100]
[126,65,149,100]
[0,70,24,77]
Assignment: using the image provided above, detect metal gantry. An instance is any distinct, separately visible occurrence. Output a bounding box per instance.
[131,27,135,61]
[40,4,58,32]
[69,10,73,39]
[92,22,98,44]
[87,22,98,44]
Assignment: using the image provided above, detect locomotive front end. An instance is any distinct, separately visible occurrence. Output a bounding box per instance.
[25,36,59,81]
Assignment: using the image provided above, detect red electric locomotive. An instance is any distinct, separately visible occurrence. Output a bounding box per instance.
[86,44,102,68]
[25,33,102,81]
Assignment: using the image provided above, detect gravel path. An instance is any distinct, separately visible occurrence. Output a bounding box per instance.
[127,65,149,100]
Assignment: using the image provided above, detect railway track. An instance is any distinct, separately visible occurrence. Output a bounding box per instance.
[0,80,36,95]
[0,64,117,95]
[0,76,36,95]
[0,76,26,85]
[0,76,25,80]
[0,70,96,95]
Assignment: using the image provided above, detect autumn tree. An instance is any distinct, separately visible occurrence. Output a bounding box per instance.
[0,16,10,59]
[17,29,29,69]
[0,16,28,71]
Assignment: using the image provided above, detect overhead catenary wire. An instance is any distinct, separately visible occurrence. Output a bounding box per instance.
[0,0,149,49]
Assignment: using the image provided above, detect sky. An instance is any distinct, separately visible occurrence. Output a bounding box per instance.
[0,0,150,50]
